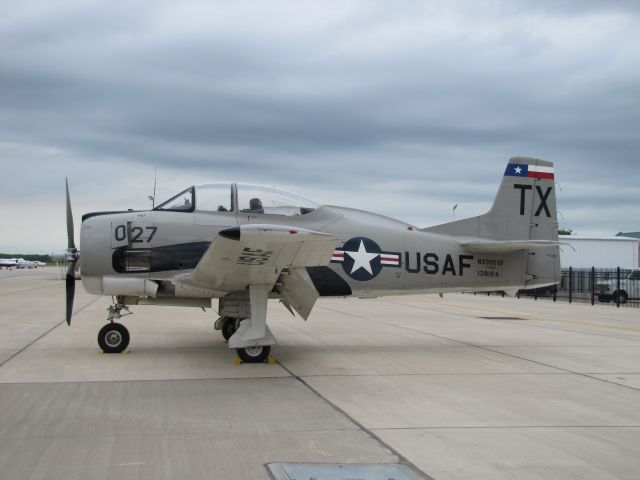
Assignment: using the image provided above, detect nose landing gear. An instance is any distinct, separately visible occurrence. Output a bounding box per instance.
[98,303,132,353]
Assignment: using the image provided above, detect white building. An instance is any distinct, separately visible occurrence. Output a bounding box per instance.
[559,236,640,269]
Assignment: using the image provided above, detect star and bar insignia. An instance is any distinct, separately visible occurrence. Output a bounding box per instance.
[331,237,400,281]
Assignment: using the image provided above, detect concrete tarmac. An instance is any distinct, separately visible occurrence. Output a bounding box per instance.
[1,267,639,479]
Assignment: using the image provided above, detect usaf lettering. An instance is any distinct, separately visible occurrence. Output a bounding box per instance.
[404,253,474,276]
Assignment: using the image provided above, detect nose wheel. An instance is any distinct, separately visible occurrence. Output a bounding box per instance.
[98,322,130,353]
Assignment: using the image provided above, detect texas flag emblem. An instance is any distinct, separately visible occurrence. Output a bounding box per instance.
[504,163,554,180]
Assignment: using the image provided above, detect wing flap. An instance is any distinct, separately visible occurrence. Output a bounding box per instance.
[279,268,319,320]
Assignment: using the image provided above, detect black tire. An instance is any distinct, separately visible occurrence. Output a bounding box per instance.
[236,345,271,363]
[613,291,628,305]
[98,323,130,353]
[221,317,238,341]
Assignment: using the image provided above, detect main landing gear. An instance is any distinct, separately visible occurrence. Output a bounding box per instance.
[98,303,131,354]
[96,291,277,362]
[216,286,276,363]
[218,316,271,363]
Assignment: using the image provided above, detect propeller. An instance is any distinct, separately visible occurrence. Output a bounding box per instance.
[65,178,79,325]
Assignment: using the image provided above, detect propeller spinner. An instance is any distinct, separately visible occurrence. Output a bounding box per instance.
[65,178,79,325]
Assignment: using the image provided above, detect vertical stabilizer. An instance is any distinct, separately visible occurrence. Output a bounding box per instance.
[424,157,560,288]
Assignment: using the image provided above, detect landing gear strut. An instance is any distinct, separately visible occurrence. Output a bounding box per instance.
[227,286,276,363]
[217,287,276,363]
[219,317,271,362]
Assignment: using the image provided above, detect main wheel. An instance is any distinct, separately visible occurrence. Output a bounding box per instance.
[613,290,628,304]
[236,345,271,363]
[98,322,130,353]
[221,317,238,341]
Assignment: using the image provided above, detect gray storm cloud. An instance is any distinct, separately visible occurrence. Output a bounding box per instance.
[1,0,639,251]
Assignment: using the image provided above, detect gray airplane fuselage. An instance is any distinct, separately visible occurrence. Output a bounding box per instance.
[80,188,554,302]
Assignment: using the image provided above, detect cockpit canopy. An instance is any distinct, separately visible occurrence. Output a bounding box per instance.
[155,183,319,216]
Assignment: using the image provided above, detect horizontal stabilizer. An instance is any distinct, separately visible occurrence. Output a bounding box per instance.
[461,239,561,253]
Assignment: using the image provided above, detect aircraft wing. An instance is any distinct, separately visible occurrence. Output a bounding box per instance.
[188,224,340,300]
[460,239,561,252]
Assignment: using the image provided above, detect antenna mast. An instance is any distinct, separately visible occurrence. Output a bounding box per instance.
[148,167,157,208]
[153,167,157,208]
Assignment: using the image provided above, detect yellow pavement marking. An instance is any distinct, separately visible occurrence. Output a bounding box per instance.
[233,355,277,365]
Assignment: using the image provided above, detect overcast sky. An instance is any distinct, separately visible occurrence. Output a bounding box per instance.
[1,0,639,253]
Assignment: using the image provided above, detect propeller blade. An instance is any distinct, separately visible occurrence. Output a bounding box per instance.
[66,177,75,250]
[65,178,78,325]
[66,263,76,325]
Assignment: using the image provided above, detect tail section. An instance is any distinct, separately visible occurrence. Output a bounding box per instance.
[424,157,560,288]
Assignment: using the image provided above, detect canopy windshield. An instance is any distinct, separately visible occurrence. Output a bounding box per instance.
[155,187,194,212]
[156,183,318,216]
[237,184,318,216]
[195,183,233,212]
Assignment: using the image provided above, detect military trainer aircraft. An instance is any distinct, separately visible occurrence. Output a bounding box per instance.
[64,157,560,362]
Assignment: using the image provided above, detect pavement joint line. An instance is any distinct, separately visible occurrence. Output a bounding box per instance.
[277,343,640,349]
[319,305,640,393]
[0,297,101,369]
[1,427,362,442]
[5,372,612,385]
[369,425,640,430]
[0,282,64,297]
[11,371,640,386]
[276,360,435,480]
[479,345,640,348]
[0,375,295,386]
[0,346,238,351]
[270,372,574,378]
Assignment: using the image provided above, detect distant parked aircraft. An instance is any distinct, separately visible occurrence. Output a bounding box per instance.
[15,259,36,269]
[0,258,17,269]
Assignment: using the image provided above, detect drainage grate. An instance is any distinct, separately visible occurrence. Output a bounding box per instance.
[267,463,426,480]
[478,316,525,320]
